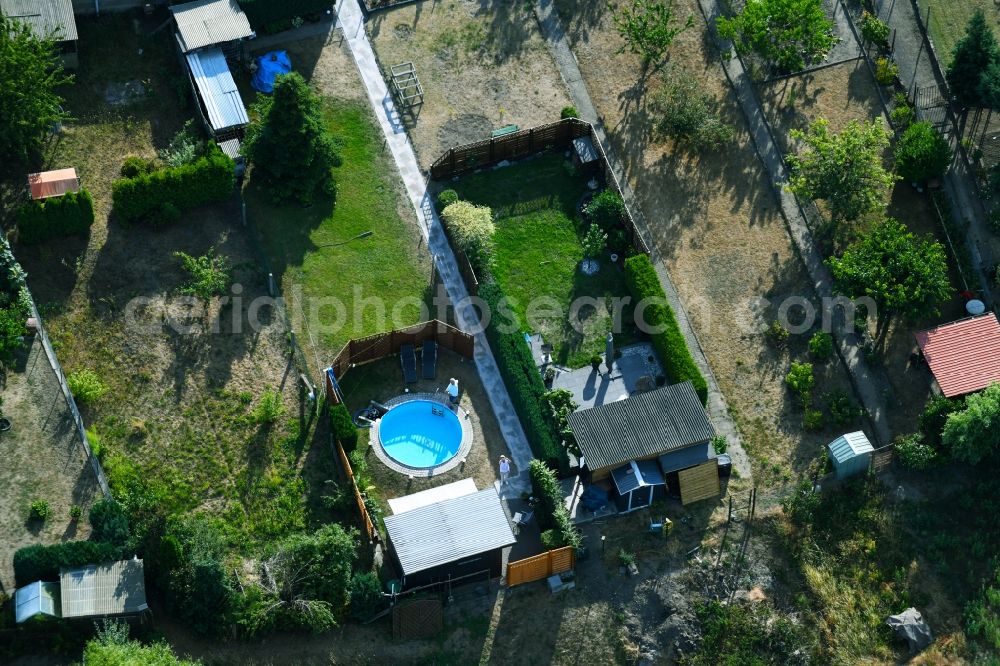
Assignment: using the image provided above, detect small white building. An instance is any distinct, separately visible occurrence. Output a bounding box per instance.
[827,431,875,480]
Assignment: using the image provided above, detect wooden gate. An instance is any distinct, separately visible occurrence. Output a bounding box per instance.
[506,547,575,587]
[871,444,894,474]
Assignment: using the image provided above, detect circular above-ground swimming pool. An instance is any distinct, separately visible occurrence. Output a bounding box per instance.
[372,396,473,475]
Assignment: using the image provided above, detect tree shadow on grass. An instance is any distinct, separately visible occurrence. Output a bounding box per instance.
[243,182,331,284]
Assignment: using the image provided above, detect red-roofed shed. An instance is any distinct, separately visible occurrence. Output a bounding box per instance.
[28,168,79,200]
[914,314,1000,398]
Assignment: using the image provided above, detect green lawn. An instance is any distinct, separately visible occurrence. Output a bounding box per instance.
[451,154,638,368]
[251,99,432,363]
[925,0,1000,65]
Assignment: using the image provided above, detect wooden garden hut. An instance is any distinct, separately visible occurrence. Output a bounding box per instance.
[568,381,721,507]
[1,0,78,68]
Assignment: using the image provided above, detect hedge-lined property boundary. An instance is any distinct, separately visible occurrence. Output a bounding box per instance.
[17,189,95,245]
[111,142,234,224]
[13,541,121,586]
[624,255,708,405]
[529,460,580,548]
[479,283,569,474]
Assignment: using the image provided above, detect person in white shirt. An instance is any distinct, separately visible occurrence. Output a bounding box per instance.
[445,378,459,406]
[499,455,511,485]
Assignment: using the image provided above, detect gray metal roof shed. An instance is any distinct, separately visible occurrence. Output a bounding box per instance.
[171,0,253,54]
[186,47,248,134]
[658,441,716,474]
[60,559,148,619]
[1,0,77,41]
[384,488,515,578]
[568,381,715,473]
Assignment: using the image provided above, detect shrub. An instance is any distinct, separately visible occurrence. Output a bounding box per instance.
[175,248,231,302]
[13,541,121,585]
[766,321,790,348]
[782,478,821,527]
[890,102,916,129]
[966,560,1000,652]
[441,201,495,275]
[69,504,82,521]
[894,433,938,470]
[252,388,285,425]
[894,121,953,183]
[16,189,95,245]
[28,499,50,522]
[581,224,607,259]
[0,307,27,363]
[711,434,728,454]
[584,189,626,232]
[560,106,579,119]
[808,331,833,361]
[86,428,103,460]
[89,498,130,548]
[349,571,385,621]
[330,403,359,451]
[875,57,899,85]
[785,361,814,407]
[654,69,734,150]
[436,189,459,209]
[920,395,964,449]
[540,529,562,549]
[860,11,890,48]
[119,155,156,179]
[480,283,568,471]
[67,369,107,405]
[715,0,835,72]
[624,255,708,404]
[158,120,203,167]
[804,409,825,431]
[825,390,861,427]
[111,141,234,224]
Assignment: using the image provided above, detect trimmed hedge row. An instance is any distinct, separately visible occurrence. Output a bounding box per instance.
[479,283,569,474]
[330,402,359,452]
[529,460,580,549]
[16,189,95,245]
[111,142,234,224]
[13,541,121,586]
[624,255,708,404]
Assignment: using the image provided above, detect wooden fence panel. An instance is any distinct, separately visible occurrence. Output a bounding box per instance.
[871,445,894,474]
[678,460,721,506]
[506,546,576,587]
[336,441,376,543]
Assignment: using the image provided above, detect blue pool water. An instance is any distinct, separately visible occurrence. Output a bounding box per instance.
[378,400,463,468]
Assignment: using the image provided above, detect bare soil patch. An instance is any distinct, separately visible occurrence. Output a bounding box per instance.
[0,338,102,592]
[367,0,573,169]
[254,33,366,104]
[554,0,860,484]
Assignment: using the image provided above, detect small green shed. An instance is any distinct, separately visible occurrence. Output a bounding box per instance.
[827,431,874,480]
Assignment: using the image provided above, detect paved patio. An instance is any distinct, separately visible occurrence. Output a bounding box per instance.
[550,342,664,410]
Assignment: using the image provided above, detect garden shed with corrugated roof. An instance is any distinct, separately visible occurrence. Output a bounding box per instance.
[827,431,874,480]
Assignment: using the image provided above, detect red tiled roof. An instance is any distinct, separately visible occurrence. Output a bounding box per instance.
[914,314,1000,397]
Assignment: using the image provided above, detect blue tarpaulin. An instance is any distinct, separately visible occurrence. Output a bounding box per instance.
[252,50,292,93]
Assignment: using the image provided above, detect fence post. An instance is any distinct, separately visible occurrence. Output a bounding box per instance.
[528,128,534,152]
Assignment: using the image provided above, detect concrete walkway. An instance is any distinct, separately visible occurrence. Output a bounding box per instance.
[534,0,893,448]
[534,0,752,478]
[874,0,995,303]
[334,0,533,494]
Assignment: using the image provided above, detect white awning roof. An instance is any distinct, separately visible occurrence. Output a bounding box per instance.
[186,48,248,133]
[388,478,478,515]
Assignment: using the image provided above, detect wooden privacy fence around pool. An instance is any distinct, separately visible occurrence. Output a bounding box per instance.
[325,320,474,404]
[335,439,378,544]
[506,546,576,587]
[429,118,650,257]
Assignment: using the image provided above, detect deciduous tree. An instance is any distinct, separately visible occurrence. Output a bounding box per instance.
[942,383,1000,464]
[827,218,951,347]
[893,121,953,183]
[610,0,694,68]
[0,15,71,169]
[243,73,341,205]
[787,118,896,223]
[716,0,836,73]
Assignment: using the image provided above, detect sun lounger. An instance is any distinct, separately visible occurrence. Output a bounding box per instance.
[422,339,437,380]
[400,343,417,383]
